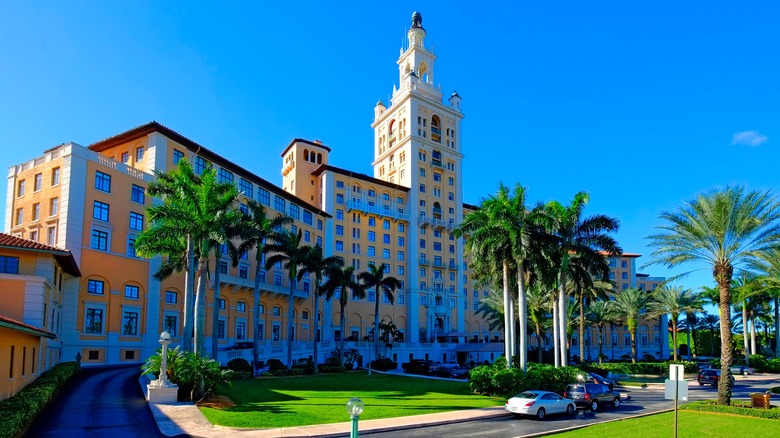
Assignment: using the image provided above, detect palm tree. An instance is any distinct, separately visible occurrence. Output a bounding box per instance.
[358,262,401,373]
[209,231,242,361]
[646,185,780,405]
[611,288,653,363]
[236,199,291,375]
[298,245,343,372]
[753,247,780,358]
[696,313,720,357]
[135,158,202,352]
[571,271,612,363]
[586,300,616,365]
[264,229,310,369]
[537,192,621,366]
[526,283,554,364]
[649,286,702,361]
[322,265,365,366]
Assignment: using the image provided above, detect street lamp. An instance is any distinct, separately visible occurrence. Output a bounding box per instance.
[346,398,364,438]
[157,331,172,386]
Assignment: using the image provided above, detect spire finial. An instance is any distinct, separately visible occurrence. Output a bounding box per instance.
[411,12,423,29]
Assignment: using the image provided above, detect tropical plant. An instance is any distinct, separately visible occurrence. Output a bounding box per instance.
[753,247,780,359]
[322,264,365,366]
[611,288,653,363]
[646,185,780,405]
[298,244,343,371]
[177,352,233,402]
[526,283,554,363]
[696,313,721,357]
[586,300,616,365]
[649,286,702,361]
[237,199,292,375]
[359,262,401,371]
[264,229,310,369]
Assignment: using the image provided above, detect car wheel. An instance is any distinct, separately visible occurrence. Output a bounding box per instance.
[698,382,704,386]
[566,404,575,416]
[613,397,620,408]
[536,407,546,420]
[743,371,749,376]
[590,400,598,412]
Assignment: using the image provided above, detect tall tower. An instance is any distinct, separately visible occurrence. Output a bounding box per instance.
[371,12,465,343]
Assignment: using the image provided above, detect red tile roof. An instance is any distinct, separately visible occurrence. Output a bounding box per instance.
[0,314,56,339]
[0,233,81,276]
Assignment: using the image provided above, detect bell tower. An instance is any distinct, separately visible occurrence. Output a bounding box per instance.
[370,12,466,344]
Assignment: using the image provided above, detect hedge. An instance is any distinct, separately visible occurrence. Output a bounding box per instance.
[680,400,780,420]
[581,360,699,375]
[370,358,398,371]
[0,361,81,438]
[468,359,581,398]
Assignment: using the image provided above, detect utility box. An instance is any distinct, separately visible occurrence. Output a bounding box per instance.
[750,392,771,409]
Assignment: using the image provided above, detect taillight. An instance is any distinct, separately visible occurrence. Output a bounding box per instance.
[563,392,568,398]
[525,401,536,407]
[584,393,591,401]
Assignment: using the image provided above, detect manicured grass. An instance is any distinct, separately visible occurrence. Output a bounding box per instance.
[551,411,777,437]
[200,371,504,428]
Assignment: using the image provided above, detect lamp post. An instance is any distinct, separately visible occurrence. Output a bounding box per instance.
[157,331,172,386]
[146,330,178,403]
[346,398,364,438]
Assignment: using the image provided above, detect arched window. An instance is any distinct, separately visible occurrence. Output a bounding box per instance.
[317,153,322,164]
[431,115,441,143]
[432,202,442,219]
[389,119,396,137]
[304,149,309,161]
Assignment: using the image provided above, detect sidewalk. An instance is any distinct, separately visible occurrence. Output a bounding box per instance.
[140,375,509,437]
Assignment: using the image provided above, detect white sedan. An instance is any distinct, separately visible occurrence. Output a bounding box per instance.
[505,390,576,420]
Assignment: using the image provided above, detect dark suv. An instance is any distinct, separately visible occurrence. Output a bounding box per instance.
[563,383,621,412]
[697,369,735,387]
[402,359,435,375]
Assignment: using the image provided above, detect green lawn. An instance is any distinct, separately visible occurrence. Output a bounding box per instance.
[200,371,504,428]
[551,411,777,437]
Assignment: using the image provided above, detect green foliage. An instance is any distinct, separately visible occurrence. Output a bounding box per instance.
[770,386,780,394]
[680,400,780,420]
[370,357,398,371]
[766,359,780,373]
[227,358,252,373]
[317,364,347,373]
[141,346,185,381]
[292,358,315,375]
[266,359,286,372]
[467,359,580,398]
[582,360,698,375]
[0,362,81,438]
[748,354,769,372]
[142,350,232,402]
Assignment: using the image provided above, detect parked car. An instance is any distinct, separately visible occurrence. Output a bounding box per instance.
[563,383,621,412]
[696,361,713,370]
[697,369,736,386]
[449,367,471,379]
[401,359,435,375]
[730,365,755,376]
[505,390,576,420]
[583,373,616,391]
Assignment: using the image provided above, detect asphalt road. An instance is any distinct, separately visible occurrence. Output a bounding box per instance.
[24,364,166,438]
[364,374,780,438]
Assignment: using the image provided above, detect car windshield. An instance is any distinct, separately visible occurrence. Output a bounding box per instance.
[567,385,585,393]
[515,392,538,399]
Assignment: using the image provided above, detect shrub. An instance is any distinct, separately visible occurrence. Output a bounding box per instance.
[227,358,252,373]
[142,351,232,402]
[749,354,768,372]
[0,362,81,438]
[680,400,780,420]
[467,358,579,398]
[370,357,398,371]
[317,364,347,373]
[292,358,315,375]
[766,359,780,373]
[266,359,286,372]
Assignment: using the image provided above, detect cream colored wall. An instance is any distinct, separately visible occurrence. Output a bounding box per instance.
[0,329,44,401]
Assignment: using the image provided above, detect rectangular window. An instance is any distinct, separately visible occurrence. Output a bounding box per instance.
[93,201,109,221]
[125,285,139,299]
[91,230,108,251]
[274,273,283,286]
[289,203,300,219]
[17,180,25,197]
[217,168,234,184]
[237,302,246,312]
[194,156,210,175]
[164,315,178,337]
[368,246,376,256]
[398,251,404,260]
[87,279,104,295]
[621,260,628,268]
[336,194,344,204]
[236,322,246,340]
[218,320,226,339]
[239,178,254,198]
[32,203,40,221]
[258,187,270,205]
[34,173,43,191]
[0,256,20,274]
[95,171,111,193]
[433,242,442,251]
[47,226,56,245]
[51,167,61,186]
[136,147,145,162]
[129,212,144,230]
[367,231,375,241]
[173,149,184,164]
[274,195,286,212]
[398,237,405,246]
[621,272,628,279]
[165,290,177,303]
[317,236,322,246]
[85,308,103,333]
[303,210,313,225]
[131,184,145,204]
[317,219,323,230]
[121,152,129,163]
[336,225,344,235]
[336,181,345,189]
[50,197,59,216]
[383,248,390,258]
[336,240,344,251]
[122,311,138,335]
[127,237,137,257]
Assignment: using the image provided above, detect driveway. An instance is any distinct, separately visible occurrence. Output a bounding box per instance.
[25,364,169,437]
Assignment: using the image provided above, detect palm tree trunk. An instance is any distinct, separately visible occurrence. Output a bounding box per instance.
[742,301,750,366]
[631,330,637,364]
[579,295,585,363]
[597,325,603,365]
[211,258,222,360]
[194,252,208,356]
[775,297,780,359]
[502,261,512,368]
[516,266,527,371]
[372,286,381,375]
[252,258,263,376]
[686,323,692,361]
[536,323,543,363]
[312,282,320,374]
[715,265,734,406]
[558,275,567,365]
[552,295,560,367]
[182,236,194,352]
[287,275,295,369]
[671,318,678,361]
[339,300,346,366]
[750,317,757,357]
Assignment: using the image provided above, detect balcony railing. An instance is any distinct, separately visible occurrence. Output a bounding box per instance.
[348,200,409,222]
[448,262,459,271]
[220,274,309,300]
[419,257,430,266]
[432,259,444,268]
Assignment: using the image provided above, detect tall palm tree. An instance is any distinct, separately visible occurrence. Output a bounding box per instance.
[646,185,780,405]
[358,262,401,373]
[526,283,554,363]
[322,265,365,366]
[537,192,621,367]
[298,245,343,372]
[753,247,780,358]
[649,286,702,361]
[586,300,616,365]
[209,231,242,361]
[136,158,202,352]
[264,229,310,369]
[611,288,653,363]
[236,199,291,375]
[696,313,720,357]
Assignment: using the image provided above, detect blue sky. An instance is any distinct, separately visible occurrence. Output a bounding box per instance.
[1,1,778,294]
